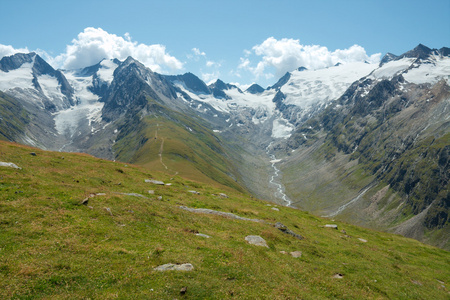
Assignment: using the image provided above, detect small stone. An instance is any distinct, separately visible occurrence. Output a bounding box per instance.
[81,198,89,205]
[148,190,155,194]
[218,193,229,198]
[157,196,163,200]
[188,190,200,195]
[96,193,106,196]
[0,162,21,169]
[341,229,347,234]
[290,251,302,258]
[153,263,194,272]
[180,286,187,295]
[333,273,344,279]
[271,207,280,211]
[145,179,165,185]
[324,224,338,229]
[358,238,367,243]
[195,233,211,238]
[280,251,287,254]
[245,235,269,247]
[30,152,37,156]
[165,183,172,186]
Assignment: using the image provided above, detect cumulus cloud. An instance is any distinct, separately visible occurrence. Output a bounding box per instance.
[0,44,30,58]
[201,71,220,84]
[51,27,183,73]
[240,37,381,79]
[192,48,206,57]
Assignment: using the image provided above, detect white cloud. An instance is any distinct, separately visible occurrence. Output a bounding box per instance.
[192,48,206,56]
[0,44,30,58]
[51,27,183,73]
[240,37,381,79]
[201,71,220,84]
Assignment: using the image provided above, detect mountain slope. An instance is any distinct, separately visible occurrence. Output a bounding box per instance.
[0,45,448,250]
[278,45,450,249]
[0,140,449,299]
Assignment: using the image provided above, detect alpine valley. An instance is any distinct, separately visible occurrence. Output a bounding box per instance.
[1,44,449,250]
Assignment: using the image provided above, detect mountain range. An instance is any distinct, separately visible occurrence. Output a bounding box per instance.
[0,44,449,249]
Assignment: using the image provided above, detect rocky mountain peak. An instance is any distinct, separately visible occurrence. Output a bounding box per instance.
[0,52,36,72]
[379,52,399,66]
[399,43,434,60]
[246,83,265,94]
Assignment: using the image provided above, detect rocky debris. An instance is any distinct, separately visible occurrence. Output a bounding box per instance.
[324,224,338,229]
[271,207,280,211]
[188,190,200,195]
[290,251,302,258]
[0,162,21,169]
[213,193,229,198]
[180,286,187,295]
[116,192,149,199]
[358,238,368,243]
[274,222,304,240]
[179,206,264,223]
[104,207,113,216]
[333,273,344,279]
[245,235,269,247]
[153,263,194,272]
[195,233,211,238]
[145,179,165,185]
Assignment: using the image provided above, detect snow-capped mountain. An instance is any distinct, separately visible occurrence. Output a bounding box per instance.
[0,44,449,249]
[0,52,74,112]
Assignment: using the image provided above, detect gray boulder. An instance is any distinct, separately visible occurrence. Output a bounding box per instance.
[245,235,269,247]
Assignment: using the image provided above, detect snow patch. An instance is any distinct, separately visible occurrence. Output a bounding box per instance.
[272,118,293,139]
[97,59,118,84]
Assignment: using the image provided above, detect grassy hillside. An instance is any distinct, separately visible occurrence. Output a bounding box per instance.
[0,140,449,299]
[0,91,30,141]
[282,79,450,250]
[112,98,244,193]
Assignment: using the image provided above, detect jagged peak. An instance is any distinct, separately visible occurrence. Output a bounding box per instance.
[269,72,291,90]
[0,52,37,72]
[246,83,265,94]
[399,44,435,60]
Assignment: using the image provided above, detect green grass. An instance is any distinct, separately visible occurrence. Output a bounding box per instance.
[112,98,244,193]
[0,141,449,299]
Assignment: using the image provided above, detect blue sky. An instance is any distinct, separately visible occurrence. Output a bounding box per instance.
[0,0,449,87]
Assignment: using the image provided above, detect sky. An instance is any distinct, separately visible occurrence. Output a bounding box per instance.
[0,0,449,88]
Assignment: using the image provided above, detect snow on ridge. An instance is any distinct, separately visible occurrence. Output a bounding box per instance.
[97,59,118,84]
[281,61,378,108]
[0,61,34,91]
[402,56,450,84]
[55,70,103,135]
[371,57,415,79]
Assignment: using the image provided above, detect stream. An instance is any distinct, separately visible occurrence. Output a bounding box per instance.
[266,142,292,207]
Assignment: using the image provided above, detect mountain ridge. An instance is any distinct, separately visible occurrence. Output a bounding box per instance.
[0,44,449,249]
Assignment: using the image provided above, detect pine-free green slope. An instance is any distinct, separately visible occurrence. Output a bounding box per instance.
[0,141,449,299]
[112,98,244,193]
[0,91,30,141]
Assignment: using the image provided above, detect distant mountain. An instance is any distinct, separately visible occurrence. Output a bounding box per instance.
[0,44,448,249]
[245,83,264,94]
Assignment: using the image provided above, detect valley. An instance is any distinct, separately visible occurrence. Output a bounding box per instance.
[0,44,449,250]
